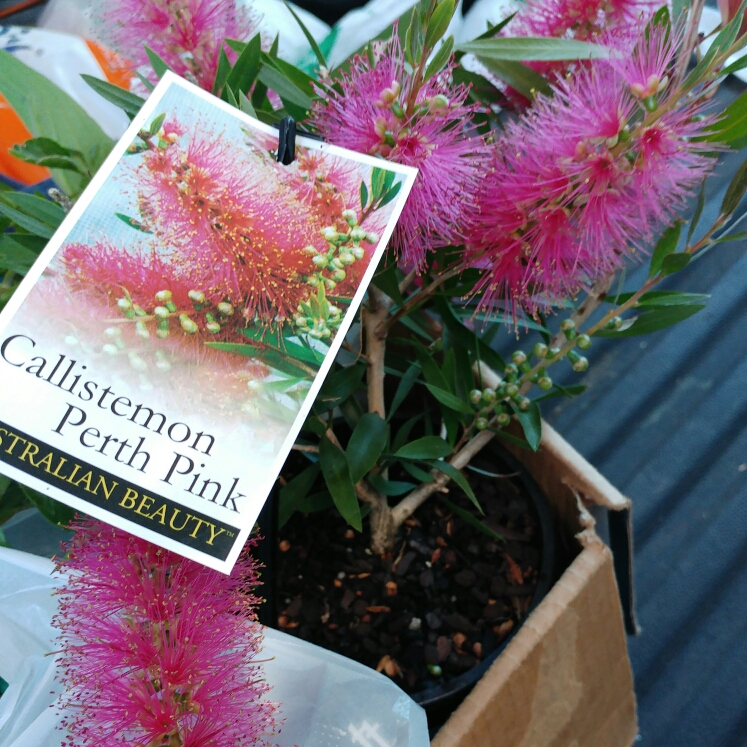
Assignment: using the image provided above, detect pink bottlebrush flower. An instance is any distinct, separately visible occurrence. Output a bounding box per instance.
[467,36,716,320]
[310,34,488,269]
[92,0,262,91]
[53,517,278,747]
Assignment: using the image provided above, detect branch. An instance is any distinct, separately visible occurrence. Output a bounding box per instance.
[363,285,391,418]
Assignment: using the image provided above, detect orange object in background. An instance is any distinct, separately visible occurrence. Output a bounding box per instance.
[0,38,131,186]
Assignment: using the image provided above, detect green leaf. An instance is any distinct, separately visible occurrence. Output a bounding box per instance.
[659,252,691,276]
[512,402,542,451]
[0,235,42,274]
[284,2,327,68]
[424,35,455,81]
[372,262,403,304]
[400,460,435,482]
[278,463,320,528]
[145,46,173,79]
[440,497,503,541]
[367,474,416,496]
[116,212,152,233]
[721,157,747,216]
[22,485,76,528]
[360,180,369,210]
[257,65,312,117]
[425,0,456,49]
[239,91,257,117]
[213,47,232,95]
[721,54,747,77]
[430,460,482,513]
[226,34,262,95]
[1,192,66,228]
[319,436,361,531]
[649,222,681,277]
[9,137,84,170]
[594,304,706,337]
[205,341,312,377]
[0,527,7,548]
[395,435,452,460]
[0,480,32,524]
[347,412,388,484]
[534,383,587,402]
[688,182,706,242]
[81,74,145,116]
[456,37,612,61]
[476,56,552,98]
[490,428,533,450]
[606,290,709,308]
[147,112,166,137]
[0,51,114,196]
[136,71,156,92]
[296,490,334,513]
[392,413,424,453]
[315,364,365,411]
[0,203,55,238]
[425,383,474,414]
[671,0,689,21]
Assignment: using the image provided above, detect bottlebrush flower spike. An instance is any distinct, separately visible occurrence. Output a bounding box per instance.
[310,34,488,269]
[91,0,262,91]
[466,30,716,322]
[53,517,278,747]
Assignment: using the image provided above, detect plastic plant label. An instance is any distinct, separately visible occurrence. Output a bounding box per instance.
[0,72,417,573]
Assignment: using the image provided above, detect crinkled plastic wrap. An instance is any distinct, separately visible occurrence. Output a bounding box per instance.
[0,548,428,747]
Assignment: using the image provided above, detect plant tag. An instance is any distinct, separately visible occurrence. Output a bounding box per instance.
[0,72,417,572]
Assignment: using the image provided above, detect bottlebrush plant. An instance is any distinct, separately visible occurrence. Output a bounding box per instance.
[1,0,747,569]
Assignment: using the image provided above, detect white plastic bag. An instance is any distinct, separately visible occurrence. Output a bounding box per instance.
[0,548,428,747]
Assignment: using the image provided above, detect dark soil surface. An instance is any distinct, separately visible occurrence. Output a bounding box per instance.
[273,452,543,696]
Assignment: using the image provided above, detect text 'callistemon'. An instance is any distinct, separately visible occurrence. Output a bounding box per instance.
[53,518,278,747]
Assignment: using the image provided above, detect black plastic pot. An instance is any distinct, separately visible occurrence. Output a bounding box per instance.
[256,441,556,736]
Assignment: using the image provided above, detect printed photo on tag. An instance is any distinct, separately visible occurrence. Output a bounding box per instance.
[0,72,417,572]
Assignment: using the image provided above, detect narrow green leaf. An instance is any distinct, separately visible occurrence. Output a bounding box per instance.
[0,527,7,548]
[360,180,369,210]
[257,65,313,113]
[705,90,747,144]
[659,252,691,276]
[115,212,152,233]
[490,428,533,450]
[145,46,173,79]
[10,136,81,162]
[688,182,706,241]
[372,262,403,304]
[512,402,542,451]
[223,85,239,107]
[0,203,54,238]
[212,47,232,95]
[594,304,706,337]
[476,56,552,98]
[425,0,456,49]
[605,290,709,307]
[395,435,452,460]
[81,74,145,116]
[315,363,365,410]
[239,91,257,117]
[649,222,681,277]
[284,1,327,67]
[0,51,114,196]
[1,192,66,228]
[0,235,42,274]
[21,485,75,528]
[400,460,435,482]
[392,413,424,453]
[278,463,320,528]
[319,436,361,531]
[226,33,262,94]
[440,497,503,541]
[136,71,156,92]
[367,474,417,496]
[424,35,454,81]
[721,157,747,216]
[534,383,587,402]
[430,460,482,513]
[721,54,747,77]
[347,412,388,484]
[456,37,612,61]
[425,383,474,414]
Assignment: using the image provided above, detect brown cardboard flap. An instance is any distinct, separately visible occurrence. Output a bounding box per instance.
[432,542,637,747]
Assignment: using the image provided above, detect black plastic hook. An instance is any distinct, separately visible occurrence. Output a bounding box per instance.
[276,116,296,165]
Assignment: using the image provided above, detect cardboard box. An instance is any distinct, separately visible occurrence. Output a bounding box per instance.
[432,422,637,747]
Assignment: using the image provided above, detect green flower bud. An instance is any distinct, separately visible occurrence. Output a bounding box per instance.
[517,396,531,411]
[135,321,150,339]
[482,388,496,403]
[505,383,519,398]
[391,101,405,118]
[117,297,132,312]
[331,257,344,270]
[504,363,518,376]
[366,232,379,244]
[155,290,172,303]
[352,246,365,260]
[321,226,338,242]
[324,278,337,291]
[312,255,329,268]
[206,321,221,334]
[560,319,575,332]
[547,347,561,359]
[572,356,589,372]
[475,417,489,430]
[188,289,206,304]
[496,411,512,427]
[128,353,147,372]
[302,245,318,255]
[339,251,355,266]
[332,269,347,282]
[133,304,147,317]
[469,389,483,405]
[156,320,169,339]
[576,334,592,350]
[64,335,79,347]
[429,94,449,113]
[154,306,170,320]
[217,302,234,316]
[533,342,548,359]
[104,327,121,339]
[511,350,527,365]
[341,209,358,226]
[180,316,199,334]
[307,275,320,286]
[537,376,553,391]
[427,664,442,677]
[156,358,171,371]
[102,343,119,356]
[350,228,367,242]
